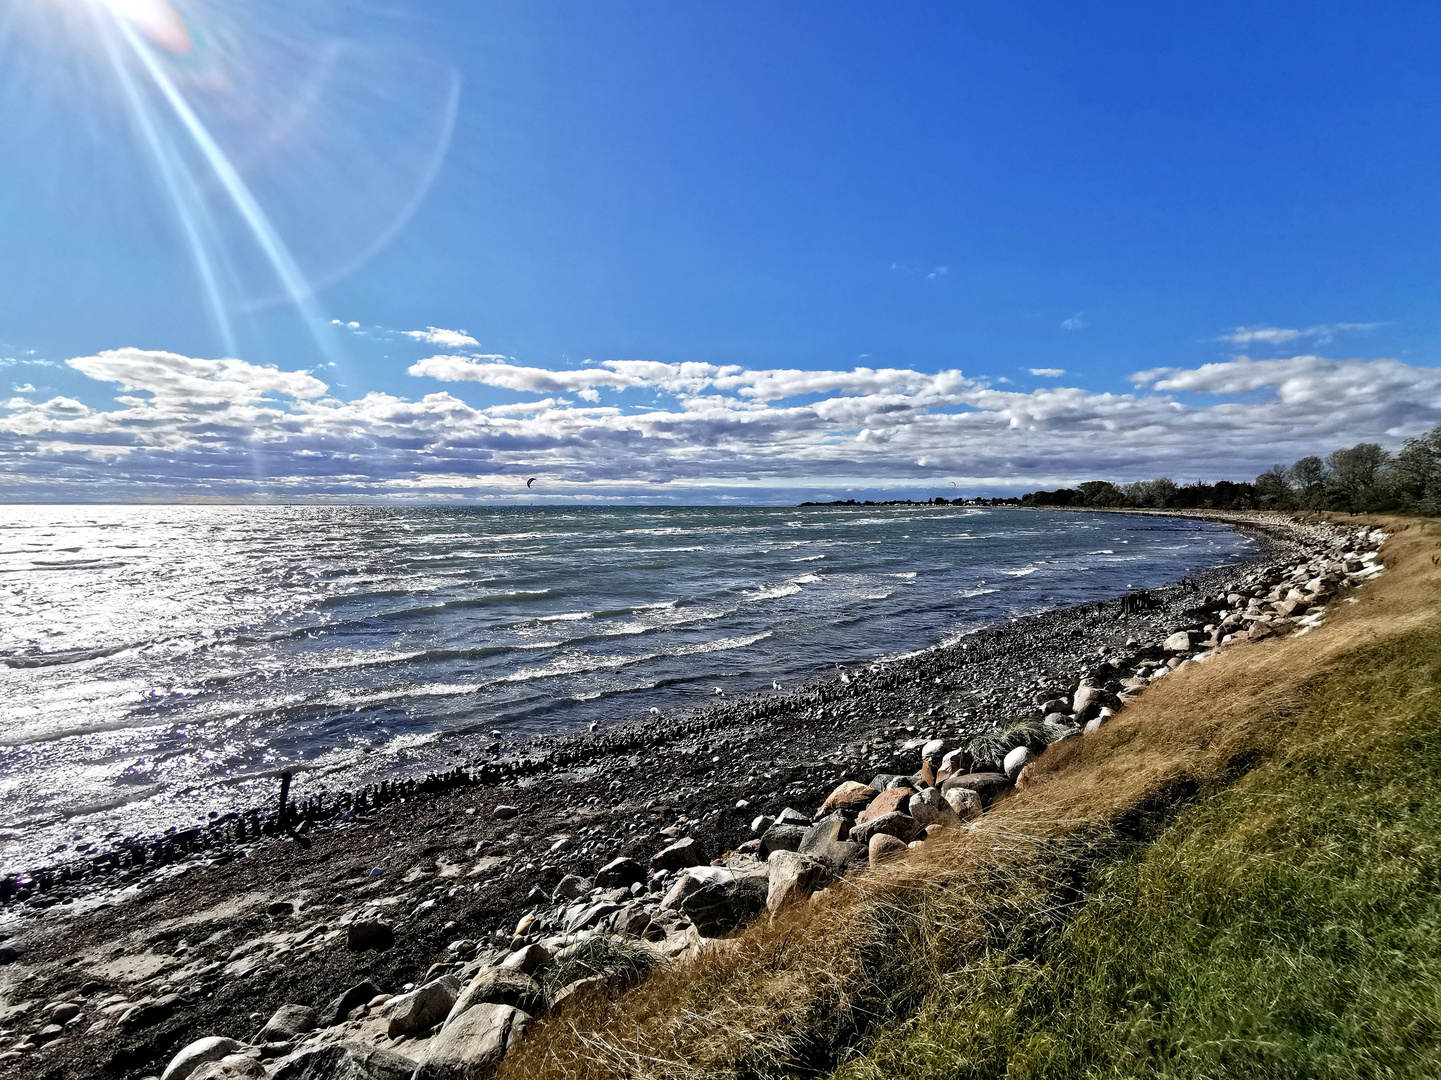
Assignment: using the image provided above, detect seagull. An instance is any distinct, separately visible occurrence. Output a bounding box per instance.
[772,680,782,691]
[649,707,661,715]
[713,687,725,696]
[526,477,537,488]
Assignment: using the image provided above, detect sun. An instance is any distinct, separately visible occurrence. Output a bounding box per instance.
[93,0,191,54]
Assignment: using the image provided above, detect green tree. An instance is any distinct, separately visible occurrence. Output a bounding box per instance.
[1253,465,1293,508]
[1390,426,1441,513]
[1327,443,1391,512]
[1288,456,1328,509]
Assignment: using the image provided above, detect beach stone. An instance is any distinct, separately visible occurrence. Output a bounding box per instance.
[795,817,864,873]
[765,851,833,914]
[850,812,922,847]
[651,838,708,872]
[162,1037,247,1080]
[270,1042,416,1080]
[386,975,461,1037]
[120,993,181,1030]
[0,941,25,965]
[775,807,811,826]
[1040,697,1071,716]
[253,1004,317,1044]
[661,867,766,931]
[1071,684,1105,720]
[1003,746,1033,780]
[819,781,877,815]
[347,920,395,951]
[937,748,972,780]
[868,833,908,867]
[266,900,295,917]
[563,900,621,933]
[940,772,1012,807]
[907,788,960,828]
[867,773,909,791]
[857,787,914,822]
[749,815,775,835]
[446,968,544,1025]
[1164,630,1200,652]
[942,786,983,821]
[499,942,552,975]
[553,874,590,900]
[414,1003,530,1080]
[595,857,645,888]
[493,805,519,819]
[190,1056,267,1080]
[324,980,381,1026]
[758,824,806,855]
[920,738,951,762]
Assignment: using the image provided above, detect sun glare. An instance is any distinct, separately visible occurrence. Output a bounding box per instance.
[94,0,190,54]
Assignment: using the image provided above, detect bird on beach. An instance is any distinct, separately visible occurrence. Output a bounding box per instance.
[649,707,661,715]
[772,680,782,691]
[526,477,537,488]
[713,686,725,696]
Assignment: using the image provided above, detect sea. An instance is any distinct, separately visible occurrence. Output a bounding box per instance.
[0,504,1254,873]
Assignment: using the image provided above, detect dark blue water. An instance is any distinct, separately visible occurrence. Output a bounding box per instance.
[0,504,1252,870]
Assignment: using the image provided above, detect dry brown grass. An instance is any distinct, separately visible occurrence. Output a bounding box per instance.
[498,514,1441,1080]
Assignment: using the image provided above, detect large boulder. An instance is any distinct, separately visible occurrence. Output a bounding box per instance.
[447,968,545,1025]
[942,786,983,821]
[415,1003,530,1080]
[819,781,877,815]
[594,857,646,888]
[270,1042,416,1080]
[797,817,864,873]
[660,867,767,932]
[498,942,553,975]
[650,838,708,872]
[161,1037,246,1080]
[858,787,915,823]
[765,851,833,914]
[189,1057,266,1080]
[758,823,807,856]
[940,772,1012,807]
[868,833,909,868]
[937,748,973,781]
[386,975,461,1037]
[1164,630,1202,653]
[347,920,394,951]
[850,812,922,847]
[907,787,960,828]
[1071,683,1105,721]
[253,1004,317,1045]
[324,980,381,1026]
[1002,745,1033,780]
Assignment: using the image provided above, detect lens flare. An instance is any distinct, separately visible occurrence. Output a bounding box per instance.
[3,0,459,357]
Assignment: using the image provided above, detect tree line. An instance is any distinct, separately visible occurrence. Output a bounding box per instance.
[1019,425,1441,515]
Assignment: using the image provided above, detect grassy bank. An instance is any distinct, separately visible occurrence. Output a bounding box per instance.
[501,515,1441,1080]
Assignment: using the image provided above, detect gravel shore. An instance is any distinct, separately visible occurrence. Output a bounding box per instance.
[0,510,1377,1080]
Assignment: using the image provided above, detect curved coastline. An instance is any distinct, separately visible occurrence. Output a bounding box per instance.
[0,508,1295,912]
[0,509,1382,1080]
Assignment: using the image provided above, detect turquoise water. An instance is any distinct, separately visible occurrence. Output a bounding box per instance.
[0,504,1252,864]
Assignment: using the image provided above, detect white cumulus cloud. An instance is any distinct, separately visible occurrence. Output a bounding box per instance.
[1,346,1438,500]
[1219,322,1385,347]
[405,326,480,348]
[1029,368,1066,378]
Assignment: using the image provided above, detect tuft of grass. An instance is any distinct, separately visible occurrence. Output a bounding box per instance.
[967,718,1050,770]
[540,935,664,1008]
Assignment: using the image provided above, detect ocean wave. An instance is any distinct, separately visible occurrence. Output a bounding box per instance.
[791,554,826,562]
[955,587,998,598]
[790,574,823,584]
[1002,566,1038,577]
[888,571,918,579]
[741,583,803,602]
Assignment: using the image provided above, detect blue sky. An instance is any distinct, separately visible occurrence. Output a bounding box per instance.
[3,0,1441,501]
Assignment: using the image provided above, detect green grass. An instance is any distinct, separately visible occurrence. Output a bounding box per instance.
[832,630,1441,1080]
